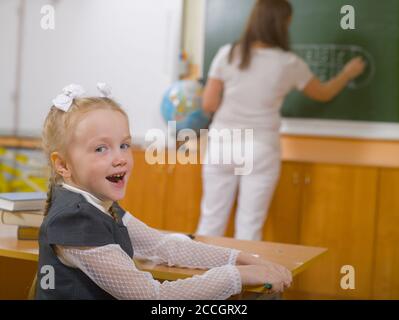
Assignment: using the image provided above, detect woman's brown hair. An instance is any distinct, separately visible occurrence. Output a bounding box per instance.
[228,0,293,69]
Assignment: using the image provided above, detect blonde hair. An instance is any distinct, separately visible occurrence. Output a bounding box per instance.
[42,97,128,218]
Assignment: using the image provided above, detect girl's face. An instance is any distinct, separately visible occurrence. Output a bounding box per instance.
[63,108,133,202]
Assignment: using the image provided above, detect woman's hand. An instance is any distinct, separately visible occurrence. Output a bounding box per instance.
[303,56,366,102]
[343,56,366,80]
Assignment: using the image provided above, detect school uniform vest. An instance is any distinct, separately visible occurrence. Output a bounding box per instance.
[35,186,134,300]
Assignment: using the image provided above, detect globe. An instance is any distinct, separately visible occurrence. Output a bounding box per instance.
[161,80,211,134]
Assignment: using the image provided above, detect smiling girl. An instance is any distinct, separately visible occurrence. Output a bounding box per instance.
[35,83,292,299]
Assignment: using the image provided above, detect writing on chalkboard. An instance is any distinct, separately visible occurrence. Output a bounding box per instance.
[293,44,375,89]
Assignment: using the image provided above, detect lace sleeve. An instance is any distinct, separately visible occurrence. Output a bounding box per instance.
[57,244,242,300]
[123,213,240,269]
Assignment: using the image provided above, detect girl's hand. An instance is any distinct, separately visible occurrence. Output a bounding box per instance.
[257,259,293,286]
[343,56,366,80]
[236,263,292,293]
[235,252,292,292]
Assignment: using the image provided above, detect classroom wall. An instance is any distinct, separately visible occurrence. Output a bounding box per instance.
[0,0,19,134]
[1,0,184,141]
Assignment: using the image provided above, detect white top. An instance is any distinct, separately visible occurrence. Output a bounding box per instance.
[54,184,242,299]
[208,44,314,132]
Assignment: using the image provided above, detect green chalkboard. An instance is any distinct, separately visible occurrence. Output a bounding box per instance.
[203,0,399,123]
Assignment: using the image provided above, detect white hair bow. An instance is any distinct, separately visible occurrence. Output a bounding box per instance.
[52,82,112,112]
[52,84,85,112]
[97,82,112,98]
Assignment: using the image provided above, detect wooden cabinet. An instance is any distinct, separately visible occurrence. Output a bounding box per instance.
[372,168,399,299]
[262,162,304,244]
[143,156,304,243]
[0,257,36,299]
[119,150,168,229]
[122,150,204,233]
[121,149,398,299]
[296,164,378,299]
[263,162,379,299]
[163,162,203,233]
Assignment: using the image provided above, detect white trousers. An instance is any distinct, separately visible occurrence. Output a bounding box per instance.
[196,133,281,240]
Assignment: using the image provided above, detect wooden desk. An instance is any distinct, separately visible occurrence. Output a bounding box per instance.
[0,224,327,298]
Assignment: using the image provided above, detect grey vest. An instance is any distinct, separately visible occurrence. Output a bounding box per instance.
[36,186,134,300]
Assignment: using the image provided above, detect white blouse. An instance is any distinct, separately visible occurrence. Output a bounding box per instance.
[55,183,242,299]
[208,44,314,133]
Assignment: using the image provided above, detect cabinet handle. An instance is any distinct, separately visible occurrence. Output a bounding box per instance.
[292,172,300,185]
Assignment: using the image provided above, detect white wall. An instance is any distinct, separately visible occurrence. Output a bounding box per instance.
[1,0,183,139]
[0,0,19,133]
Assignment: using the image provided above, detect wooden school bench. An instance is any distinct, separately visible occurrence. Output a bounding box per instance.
[0,224,326,299]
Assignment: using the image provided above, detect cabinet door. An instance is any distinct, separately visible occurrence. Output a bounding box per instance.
[163,162,203,233]
[297,164,378,299]
[0,257,37,299]
[119,150,168,229]
[372,168,399,299]
[262,162,304,244]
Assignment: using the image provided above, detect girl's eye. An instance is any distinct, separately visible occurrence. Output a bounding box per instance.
[95,146,107,153]
[121,143,131,150]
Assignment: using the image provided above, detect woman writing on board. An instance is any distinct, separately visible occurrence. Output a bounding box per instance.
[196,0,365,240]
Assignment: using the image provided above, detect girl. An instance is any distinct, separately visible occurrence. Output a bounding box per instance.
[35,83,292,300]
[196,0,365,240]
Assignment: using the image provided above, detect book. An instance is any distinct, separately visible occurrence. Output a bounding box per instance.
[0,210,44,228]
[0,192,46,211]
[17,226,40,240]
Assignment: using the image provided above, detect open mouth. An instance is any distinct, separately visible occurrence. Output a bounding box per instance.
[106,172,126,183]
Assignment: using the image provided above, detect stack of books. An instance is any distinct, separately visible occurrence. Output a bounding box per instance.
[0,192,46,240]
